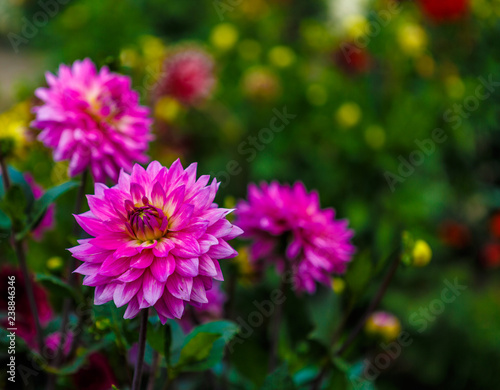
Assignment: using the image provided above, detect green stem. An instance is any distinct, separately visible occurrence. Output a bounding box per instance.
[54,170,88,367]
[132,310,149,390]
[310,254,402,390]
[0,157,45,354]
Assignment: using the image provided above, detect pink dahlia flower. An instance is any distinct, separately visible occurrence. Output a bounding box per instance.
[24,173,55,240]
[32,58,153,183]
[235,182,355,294]
[69,160,242,323]
[155,48,215,106]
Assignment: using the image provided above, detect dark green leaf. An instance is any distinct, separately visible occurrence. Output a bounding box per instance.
[17,180,79,239]
[176,332,220,368]
[307,289,340,347]
[173,320,239,373]
[261,364,297,390]
[35,273,81,302]
[0,166,35,211]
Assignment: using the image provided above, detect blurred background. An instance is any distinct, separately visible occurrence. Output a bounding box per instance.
[0,0,499,389]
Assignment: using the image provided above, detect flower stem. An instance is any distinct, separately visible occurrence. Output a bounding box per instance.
[146,351,160,390]
[310,253,402,390]
[54,170,88,367]
[132,309,149,390]
[0,156,45,354]
[268,273,287,372]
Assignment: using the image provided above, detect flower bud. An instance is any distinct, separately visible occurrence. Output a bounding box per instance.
[412,239,432,267]
[365,311,401,341]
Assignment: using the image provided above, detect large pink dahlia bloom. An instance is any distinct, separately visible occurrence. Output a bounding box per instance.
[69,160,242,323]
[32,58,153,183]
[235,182,355,294]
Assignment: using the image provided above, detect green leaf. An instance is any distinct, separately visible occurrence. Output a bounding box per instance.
[176,332,220,368]
[345,251,373,295]
[261,364,297,390]
[0,184,27,231]
[34,273,82,303]
[0,208,11,232]
[173,320,239,373]
[307,289,340,347]
[17,180,79,239]
[146,320,173,367]
[0,166,34,211]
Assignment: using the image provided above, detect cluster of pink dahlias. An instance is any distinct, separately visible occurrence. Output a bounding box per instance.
[154,48,216,106]
[235,181,355,293]
[69,160,242,323]
[32,58,153,183]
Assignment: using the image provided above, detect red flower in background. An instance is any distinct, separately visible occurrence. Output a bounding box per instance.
[73,353,117,390]
[334,43,371,76]
[482,243,500,268]
[489,213,500,238]
[438,220,470,249]
[418,0,468,22]
[0,266,53,347]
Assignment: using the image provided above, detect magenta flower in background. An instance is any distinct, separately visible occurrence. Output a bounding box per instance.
[32,58,153,183]
[155,48,215,106]
[179,281,227,333]
[235,182,355,294]
[69,160,242,324]
[45,331,73,357]
[0,266,53,348]
[24,173,55,240]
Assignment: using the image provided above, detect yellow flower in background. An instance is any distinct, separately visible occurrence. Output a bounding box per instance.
[397,23,427,57]
[344,14,369,40]
[140,35,167,64]
[233,246,255,286]
[238,40,262,61]
[210,23,239,51]
[416,55,435,78]
[239,0,269,20]
[120,48,140,68]
[365,311,402,341]
[241,66,282,102]
[412,239,432,267]
[154,96,184,123]
[445,75,465,99]
[364,125,386,149]
[332,277,346,294]
[268,46,296,68]
[47,256,64,271]
[336,102,362,129]
[307,84,328,106]
[300,21,334,51]
[0,101,31,157]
